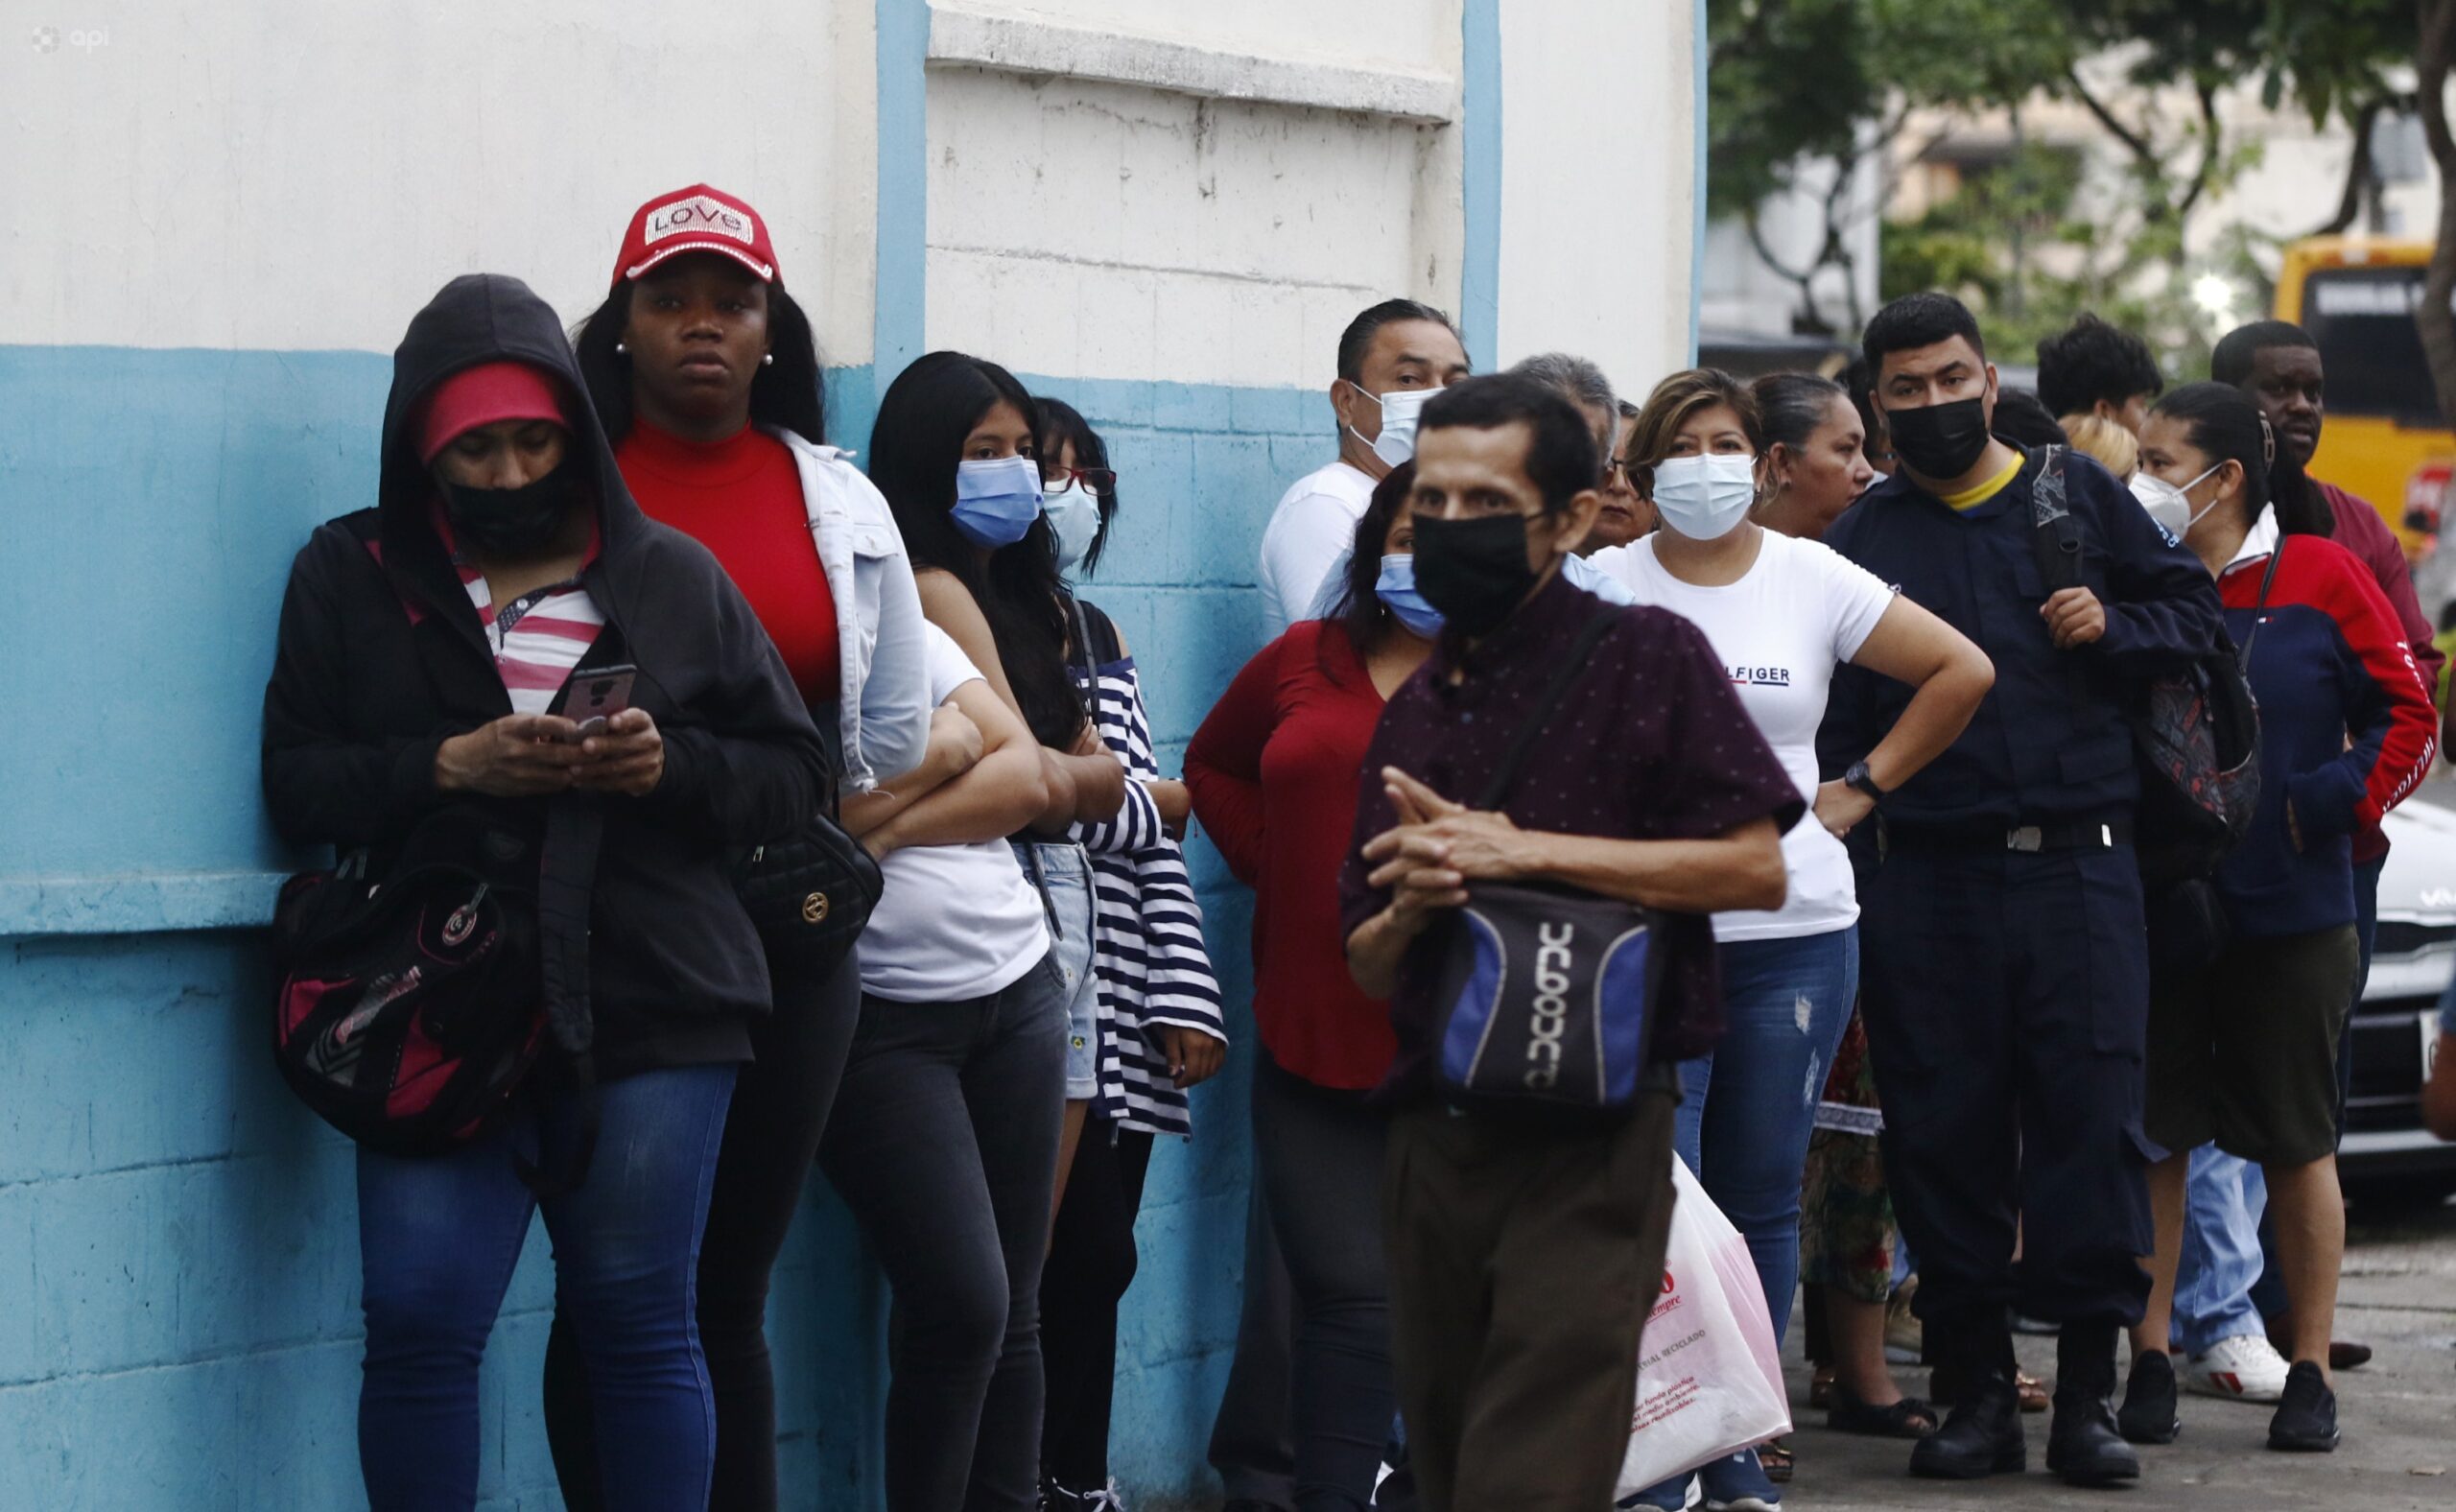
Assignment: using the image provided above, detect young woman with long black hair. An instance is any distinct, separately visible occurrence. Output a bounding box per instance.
[541,184,933,1512]
[2116,383,2438,1454]
[865,354,1145,1205]
[1030,396,1228,1508]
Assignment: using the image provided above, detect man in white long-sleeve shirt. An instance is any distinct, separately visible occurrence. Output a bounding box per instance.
[1256,298,1472,635]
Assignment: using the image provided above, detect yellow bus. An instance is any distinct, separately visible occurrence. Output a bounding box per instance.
[2273,237,2456,561]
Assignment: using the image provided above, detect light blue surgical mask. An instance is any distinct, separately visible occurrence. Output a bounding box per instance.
[952,456,1044,548]
[1375,554,1444,637]
[1042,481,1104,573]
[1649,453,1759,540]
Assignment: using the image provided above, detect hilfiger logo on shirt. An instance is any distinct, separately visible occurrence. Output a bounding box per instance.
[1728,665,1793,687]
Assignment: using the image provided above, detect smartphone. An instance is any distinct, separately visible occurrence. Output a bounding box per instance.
[556,666,638,741]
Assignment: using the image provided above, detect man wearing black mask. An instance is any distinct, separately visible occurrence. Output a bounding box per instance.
[1820,293,2225,1490]
[1340,375,1801,1509]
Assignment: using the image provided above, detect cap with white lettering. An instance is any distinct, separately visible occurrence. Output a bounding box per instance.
[610,183,778,289]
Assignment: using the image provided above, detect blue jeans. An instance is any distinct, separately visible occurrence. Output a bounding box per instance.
[1632,927,1857,1509]
[357,1064,737,1512]
[2169,1144,2268,1356]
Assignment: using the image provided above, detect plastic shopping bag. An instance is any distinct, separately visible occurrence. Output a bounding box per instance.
[1615,1158,1794,1497]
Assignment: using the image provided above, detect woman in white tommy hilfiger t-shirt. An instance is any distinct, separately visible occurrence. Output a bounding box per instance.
[1596,367,1994,1511]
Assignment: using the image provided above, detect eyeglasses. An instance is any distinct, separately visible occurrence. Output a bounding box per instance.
[1043,465,1118,498]
[1604,458,1643,490]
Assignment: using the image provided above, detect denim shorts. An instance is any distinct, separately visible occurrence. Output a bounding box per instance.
[1015,840,1099,1099]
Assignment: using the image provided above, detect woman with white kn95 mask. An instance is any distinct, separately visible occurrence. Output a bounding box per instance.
[1593,366,1995,1512]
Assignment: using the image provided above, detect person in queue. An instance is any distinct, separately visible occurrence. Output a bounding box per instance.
[1339,375,1804,1509]
[872,352,1131,1232]
[823,352,1124,1512]
[2061,413,2139,482]
[1587,397,1657,552]
[1596,369,1992,1509]
[1187,466,1435,1511]
[543,182,933,1512]
[824,614,1073,1512]
[262,273,833,1511]
[2114,383,2437,1454]
[1819,292,2226,1489]
[1257,299,1472,635]
[1031,396,1229,1510]
[2038,313,2163,434]
[2213,319,2445,1375]
[1754,372,1877,542]
[1223,297,1466,1512]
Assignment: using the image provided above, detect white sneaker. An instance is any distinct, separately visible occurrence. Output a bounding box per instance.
[2185,1333,2291,1403]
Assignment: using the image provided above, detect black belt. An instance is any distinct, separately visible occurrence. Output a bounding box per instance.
[1886,818,2133,856]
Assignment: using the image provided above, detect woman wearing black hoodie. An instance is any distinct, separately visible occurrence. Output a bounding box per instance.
[261,273,829,1512]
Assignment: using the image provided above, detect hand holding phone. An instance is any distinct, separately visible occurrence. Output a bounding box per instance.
[555,667,638,743]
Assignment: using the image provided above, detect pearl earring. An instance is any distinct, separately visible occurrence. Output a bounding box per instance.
[762,352,775,366]
[614,342,627,355]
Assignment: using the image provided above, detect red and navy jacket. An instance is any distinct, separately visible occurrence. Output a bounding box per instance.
[2217,510,2439,938]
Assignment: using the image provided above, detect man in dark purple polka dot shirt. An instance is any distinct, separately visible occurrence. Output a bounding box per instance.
[1337,374,1804,1511]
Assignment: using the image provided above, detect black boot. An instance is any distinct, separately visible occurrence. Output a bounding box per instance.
[1910,1322,2026,1479]
[2116,1348,2181,1445]
[2047,1322,2142,1486]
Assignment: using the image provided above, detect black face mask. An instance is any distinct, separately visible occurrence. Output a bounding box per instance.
[1882,395,1993,481]
[440,458,585,557]
[1411,511,1542,637]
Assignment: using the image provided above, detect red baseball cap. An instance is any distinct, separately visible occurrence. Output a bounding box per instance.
[611,184,779,290]
[416,361,571,463]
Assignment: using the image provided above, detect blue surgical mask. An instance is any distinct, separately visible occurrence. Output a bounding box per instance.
[1374,554,1444,637]
[1649,453,1759,540]
[952,456,1044,548]
[1042,482,1104,573]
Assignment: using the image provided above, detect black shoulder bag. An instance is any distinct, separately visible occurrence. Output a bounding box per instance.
[1420,611,1667,1123]
[2028,446,2270,976]
[733,710,884,972]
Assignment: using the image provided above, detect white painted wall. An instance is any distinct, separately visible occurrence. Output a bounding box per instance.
[931,0,1460,82]
[1493,0,1695,402]
[2,0,879,360]
[923,4,1467,390]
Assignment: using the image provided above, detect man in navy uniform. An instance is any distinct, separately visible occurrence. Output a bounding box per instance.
[1820,293,2225,1489]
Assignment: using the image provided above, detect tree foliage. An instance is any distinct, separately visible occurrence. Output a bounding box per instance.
[1709,0,2412,353]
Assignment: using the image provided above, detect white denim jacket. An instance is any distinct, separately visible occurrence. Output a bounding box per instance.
[770,428,933,791]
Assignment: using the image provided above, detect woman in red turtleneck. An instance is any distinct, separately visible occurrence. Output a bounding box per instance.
[541,185,935,1512]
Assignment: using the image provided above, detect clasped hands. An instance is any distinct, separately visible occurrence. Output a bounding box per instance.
[1361,768,1528,931]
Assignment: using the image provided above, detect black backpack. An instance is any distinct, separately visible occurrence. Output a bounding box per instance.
[2026,445,2267,892]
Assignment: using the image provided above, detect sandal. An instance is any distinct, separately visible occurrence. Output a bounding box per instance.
[1758,1438,1794,1484]
[2016,1369,2049,1414]
[1808,1366,1834,1412]
[1826,1384,1939,1439]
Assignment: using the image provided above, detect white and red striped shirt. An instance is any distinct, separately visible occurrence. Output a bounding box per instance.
[436,510,605,713]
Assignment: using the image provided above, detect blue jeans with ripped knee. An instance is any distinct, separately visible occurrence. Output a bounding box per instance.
[1672,926,1859,1346]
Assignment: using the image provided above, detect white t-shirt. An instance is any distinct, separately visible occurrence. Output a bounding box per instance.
[1592,531,1895,941]
[858,625,1053,1003]
[1258,460,1379,635]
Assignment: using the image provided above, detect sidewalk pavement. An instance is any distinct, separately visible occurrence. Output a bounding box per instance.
[1783,1198,2456,1511]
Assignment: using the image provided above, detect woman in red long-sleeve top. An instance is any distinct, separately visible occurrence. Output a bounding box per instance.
[1187,465,1433,1506]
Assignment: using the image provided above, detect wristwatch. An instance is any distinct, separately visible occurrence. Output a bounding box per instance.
[1844,761,1886,802]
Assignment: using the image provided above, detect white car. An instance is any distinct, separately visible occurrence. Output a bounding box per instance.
[2347,795,2456,1205]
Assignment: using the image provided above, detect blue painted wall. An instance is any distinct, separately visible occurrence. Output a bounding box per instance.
[0,339,1333,1508]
